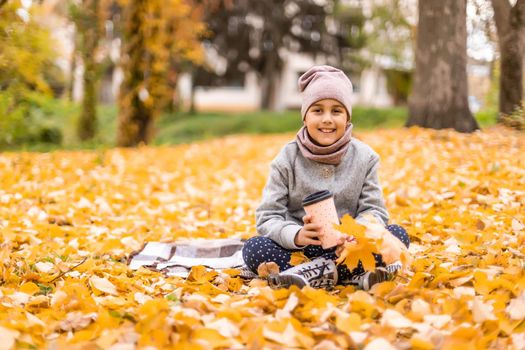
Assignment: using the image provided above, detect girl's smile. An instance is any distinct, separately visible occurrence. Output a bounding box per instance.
[304,99,349,146]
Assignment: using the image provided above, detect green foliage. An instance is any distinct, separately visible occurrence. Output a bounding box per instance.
[0,1,63,147]
[0,92,71,147]
[474,108,498,128]
[500,102,525,130]
[368,0,414,66]
[472,61,499,128]
[384,69,412,105]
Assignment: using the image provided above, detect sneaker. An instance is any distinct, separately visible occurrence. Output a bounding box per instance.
[267,257,338,290]
[349,267,392,291]
[385,261,403,274]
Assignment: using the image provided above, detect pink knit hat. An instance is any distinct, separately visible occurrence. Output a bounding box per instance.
[299,65,353,120]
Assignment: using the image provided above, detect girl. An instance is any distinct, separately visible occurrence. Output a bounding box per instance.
[242,65,410,290]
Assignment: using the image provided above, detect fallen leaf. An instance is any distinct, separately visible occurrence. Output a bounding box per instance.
[471,297,497,323]
[335,311,361,333]
[289,251,310,266]
[380,309,412,328]
[58,312,98,332]
[35,261,54,274]
[257,261,280,277]
[0,326,19,350]
[89,276,118,295]
[506,292,525,320]
[364,338,397,350]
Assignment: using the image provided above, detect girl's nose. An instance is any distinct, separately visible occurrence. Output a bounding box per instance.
[321,112,334,123]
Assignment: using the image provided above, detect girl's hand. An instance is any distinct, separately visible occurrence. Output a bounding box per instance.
[294,214,323,247]
[335,235,356,257]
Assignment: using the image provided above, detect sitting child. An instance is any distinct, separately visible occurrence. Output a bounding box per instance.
[242,65,410,290]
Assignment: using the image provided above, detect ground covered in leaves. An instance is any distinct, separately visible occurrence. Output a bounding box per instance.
[1,127,524,349]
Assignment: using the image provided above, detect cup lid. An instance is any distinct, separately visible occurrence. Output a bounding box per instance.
[302,190,333,207]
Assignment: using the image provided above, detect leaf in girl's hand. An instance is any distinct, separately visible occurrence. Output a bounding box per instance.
[333,214,366,237]
[289,251,310,266]
[335,215,380,271]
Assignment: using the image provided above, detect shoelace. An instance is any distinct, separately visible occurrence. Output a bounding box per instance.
[385,261,402,274]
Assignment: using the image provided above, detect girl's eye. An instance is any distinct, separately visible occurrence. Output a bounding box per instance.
[333,109,342,114]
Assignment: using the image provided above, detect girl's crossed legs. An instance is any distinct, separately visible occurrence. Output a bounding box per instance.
[242,224,409,285]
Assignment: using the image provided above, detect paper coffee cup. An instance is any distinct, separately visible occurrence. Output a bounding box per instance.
[302,190,342,249]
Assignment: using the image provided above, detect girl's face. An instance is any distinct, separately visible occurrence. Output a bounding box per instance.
[304,99,349,146]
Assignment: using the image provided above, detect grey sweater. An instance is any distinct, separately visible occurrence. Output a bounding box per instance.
[255,138,389,250]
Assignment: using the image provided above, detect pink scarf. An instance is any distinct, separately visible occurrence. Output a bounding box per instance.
[295,124,353,165]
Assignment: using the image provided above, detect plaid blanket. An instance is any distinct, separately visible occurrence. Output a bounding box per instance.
[128,238,257,279]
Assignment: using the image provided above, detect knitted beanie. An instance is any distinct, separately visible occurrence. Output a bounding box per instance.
[299,65,353,120]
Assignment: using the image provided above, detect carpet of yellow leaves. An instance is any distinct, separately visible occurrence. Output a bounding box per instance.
[0,127,524,349]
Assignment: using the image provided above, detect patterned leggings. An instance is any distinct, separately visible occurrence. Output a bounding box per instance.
[242,224,409,285]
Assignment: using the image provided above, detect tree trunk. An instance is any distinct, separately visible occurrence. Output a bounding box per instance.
[491,0,525,117]
[499,36,524,116]
[77,0,100,141]
[189,80,197,115]
[117,0,155,147]
[260,54,279,111]
[407,0,479,132]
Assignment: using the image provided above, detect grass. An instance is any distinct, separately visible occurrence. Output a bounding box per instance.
[1,96,499,151]
[154,106,409,145]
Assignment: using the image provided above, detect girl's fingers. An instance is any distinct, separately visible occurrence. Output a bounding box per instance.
[304,223,321,232]
[304,238,322,246]
[302,214,312,224]
[304,229,322,238]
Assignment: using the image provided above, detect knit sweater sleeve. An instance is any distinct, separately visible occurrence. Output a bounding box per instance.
[355,153,389,226]
[255,153,303,250]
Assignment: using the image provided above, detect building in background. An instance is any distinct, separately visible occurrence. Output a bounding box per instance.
[177,51,394,112]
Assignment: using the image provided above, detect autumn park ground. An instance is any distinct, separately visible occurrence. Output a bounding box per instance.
[1,126,524,349]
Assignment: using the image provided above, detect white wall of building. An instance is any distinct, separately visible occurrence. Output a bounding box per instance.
[180,52,395,112]
[195,72,261,112]
[356,67,393,107]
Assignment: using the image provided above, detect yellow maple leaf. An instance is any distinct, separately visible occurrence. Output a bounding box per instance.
[226,276,243,292]
[335,215,380,271]
[257,261,280,277]
[335,311,361,333]
[289,251,310,266]
[187,265,218,284]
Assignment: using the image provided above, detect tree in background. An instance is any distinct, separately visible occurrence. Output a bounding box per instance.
[196,0,336,111]
[69,0,106,141]
[330,2,368,77]
[117,0,205,147]
[407,0,479,132]
[366,0,415,105]
[198,0,414,110]
[490,0,525,117]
